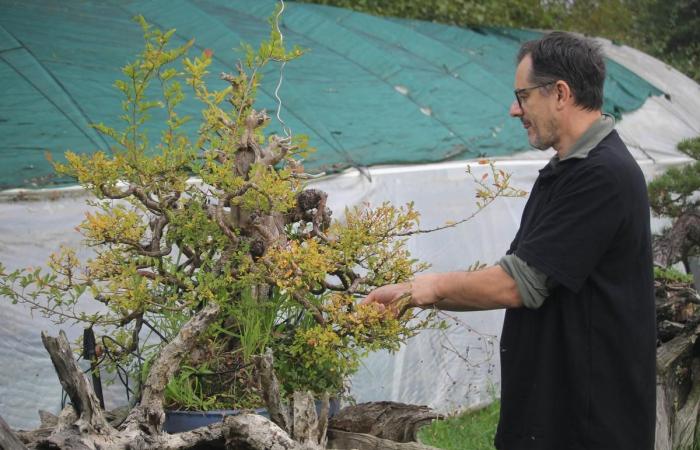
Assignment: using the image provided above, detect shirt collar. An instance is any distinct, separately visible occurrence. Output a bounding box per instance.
[548,113,615,169]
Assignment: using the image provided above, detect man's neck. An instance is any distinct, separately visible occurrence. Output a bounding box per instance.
[554,110,603,158]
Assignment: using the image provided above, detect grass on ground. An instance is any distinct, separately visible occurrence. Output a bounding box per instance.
[419,402,700,450]
[418,401,500,450]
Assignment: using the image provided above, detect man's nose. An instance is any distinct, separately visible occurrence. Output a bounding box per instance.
[509,100,523,117]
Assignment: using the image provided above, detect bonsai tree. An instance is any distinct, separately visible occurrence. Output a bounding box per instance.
[0,10,524,450]
[648,136,700,272]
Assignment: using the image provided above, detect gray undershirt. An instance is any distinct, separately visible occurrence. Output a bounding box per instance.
[498,114,615,309]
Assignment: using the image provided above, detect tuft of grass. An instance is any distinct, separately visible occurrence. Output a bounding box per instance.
[418,401,500,450]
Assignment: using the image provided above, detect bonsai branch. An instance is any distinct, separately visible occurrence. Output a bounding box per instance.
[41,330,113,435]
[122,301,221,434]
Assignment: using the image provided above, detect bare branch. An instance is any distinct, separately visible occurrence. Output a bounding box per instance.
[260,135,295,167]
[0,415,29,450]
[653,212,700,267]
[41,331,114,434]
[99,183,135,200]
[123,302,221,434]
[133,187,163,213]
[291,291,326,326]
[137,268,189,291]
[210,200,240,244]
[148,214,169,252]
[323,283,346,292]
[254,348,290,432]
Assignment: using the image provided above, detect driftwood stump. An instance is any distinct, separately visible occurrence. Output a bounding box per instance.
[1,303,323,450]
[653,213,700,270]
[329,402,443,443]
[1,301,443,450]
[0,415,28,450]
[328,429,439,450]
[326,402,443,450]
[655,279,700,450]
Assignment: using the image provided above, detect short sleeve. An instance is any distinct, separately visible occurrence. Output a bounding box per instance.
[498,254,550,309]
[515,164,624,293]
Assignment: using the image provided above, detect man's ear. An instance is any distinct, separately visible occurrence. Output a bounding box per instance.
[554,80,572,110]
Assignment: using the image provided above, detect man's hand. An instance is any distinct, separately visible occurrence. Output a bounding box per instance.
[362,274,444,317]
[362,267,522,315]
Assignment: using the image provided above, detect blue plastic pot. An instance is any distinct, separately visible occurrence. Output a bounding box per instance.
[164,408,268,433]
[164,399,340,433]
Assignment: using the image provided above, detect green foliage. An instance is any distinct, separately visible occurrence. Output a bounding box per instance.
[223,288,283,364]
[162,355,262,411]
[164,364,221,411]
[648,137,700,218]
[271,291,433,395]
[679,137,700,161]
[418,401,501,450]
[302,0,699,83]
[629,0,700,82]
[301,0,554,29]
[654,266,694,284]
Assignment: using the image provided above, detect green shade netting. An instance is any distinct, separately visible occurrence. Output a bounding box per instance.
[0,0,662,189]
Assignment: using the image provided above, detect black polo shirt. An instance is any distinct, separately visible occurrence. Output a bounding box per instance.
[495,130,656,450]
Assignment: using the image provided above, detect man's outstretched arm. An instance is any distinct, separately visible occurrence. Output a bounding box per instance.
[363,265,522,313]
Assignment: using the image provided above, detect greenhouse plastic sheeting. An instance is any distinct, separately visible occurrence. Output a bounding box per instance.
[0,0,661,189]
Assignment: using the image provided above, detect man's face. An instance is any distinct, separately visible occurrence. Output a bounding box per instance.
[509,55,558,151]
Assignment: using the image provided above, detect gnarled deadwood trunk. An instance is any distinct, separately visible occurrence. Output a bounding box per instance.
[656,281,700,450]
[3,302,442,450]
[328,430,439,450]
[0,415,28,450]
[653,212,700,270]
[5,303,317,450]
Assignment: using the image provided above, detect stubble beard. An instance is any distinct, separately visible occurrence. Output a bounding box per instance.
[529,117,558,151]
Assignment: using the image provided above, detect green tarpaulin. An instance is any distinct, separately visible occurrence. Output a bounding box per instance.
[0,0,662,189]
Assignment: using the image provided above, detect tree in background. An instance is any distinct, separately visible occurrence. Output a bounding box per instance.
[296,0,556,29]
[649,137,700,271]
[300,0,699,83]
[630,0,699,82]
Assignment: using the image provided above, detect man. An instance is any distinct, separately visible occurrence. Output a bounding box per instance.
[364,32,656,449]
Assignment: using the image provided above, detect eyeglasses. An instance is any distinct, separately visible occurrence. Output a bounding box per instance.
[514,81,556,109]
